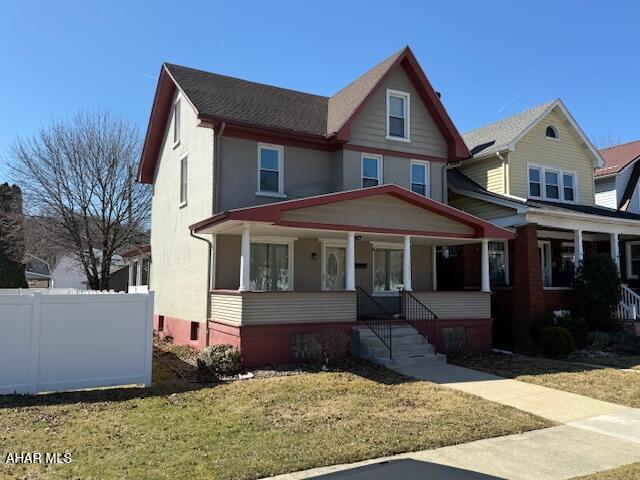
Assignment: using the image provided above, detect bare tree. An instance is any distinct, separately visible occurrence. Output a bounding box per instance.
[10,112,151,290]
[591,132,622,150]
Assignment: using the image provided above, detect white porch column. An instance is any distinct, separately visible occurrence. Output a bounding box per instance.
[136,259,143,286]
[346,232,356,291]
[432,245,438,291]
[611,232,620,271]
[403,235,412,291]
[574,229,583,263]
[239,224,251,291]
[481,239,491,293]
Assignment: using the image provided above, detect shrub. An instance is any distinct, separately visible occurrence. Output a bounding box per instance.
[539,326,576,357]
[573,254,621,331]
[530,313,556,346]
[320,329,350,366]
[556,314,589,348]
[589,331,614,351]
[197,344,242,377]
[610,331,640,355]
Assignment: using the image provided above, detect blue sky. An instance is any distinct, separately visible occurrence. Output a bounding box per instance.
[1,0,639,178]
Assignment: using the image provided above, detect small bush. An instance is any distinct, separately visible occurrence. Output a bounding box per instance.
[530,313,556,346]
[589,331,614,351]
[610,331,640,355]
[197,344,242,377]
[320,329,350,366]
[556,314,589,348]
[539,326,576,357]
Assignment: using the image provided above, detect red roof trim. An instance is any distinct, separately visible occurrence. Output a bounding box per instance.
[334,48,470,162]
[190,184,512,239]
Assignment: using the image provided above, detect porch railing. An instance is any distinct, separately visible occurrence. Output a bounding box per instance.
[617,284,640,320]
[356,287,393,358]
[398,288,438,354]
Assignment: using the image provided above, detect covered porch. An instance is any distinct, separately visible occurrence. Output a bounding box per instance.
[191,185,513,365]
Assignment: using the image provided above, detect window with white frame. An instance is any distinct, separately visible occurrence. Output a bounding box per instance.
[528,164,577,203]
[373,247,403,292]
[257,144,284,195]
[545,125,559,140]
[626,241,640,279]
[173,100,180,146]
[410,160,430,196]
[362,154,382,188]
[386,89,410,140]
[250,240,292,291]
[179,155,188,205]
[488,241,508,286]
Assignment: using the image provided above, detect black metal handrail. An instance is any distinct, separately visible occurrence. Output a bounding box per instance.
[356,286,393,358]
[398,288,438,354]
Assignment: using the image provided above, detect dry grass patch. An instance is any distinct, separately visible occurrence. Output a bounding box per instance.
[0,359,551,480]
[452,353,640,408]
[572,463,640,479]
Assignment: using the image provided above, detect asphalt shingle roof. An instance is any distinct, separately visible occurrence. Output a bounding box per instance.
[595,140,640,177]
[462,100,556,157]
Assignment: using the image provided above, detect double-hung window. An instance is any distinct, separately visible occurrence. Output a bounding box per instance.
[488,241,508,286]
[257,144,284,196]
[545,169,560,200]
[528,164,577,203]
[179,154,188,206]
[410,160,429,196]
[362,154,382,188]
[373,247,403,292]
[173,100,180,146]
[386,89,410,140]
[626,242,640,280]
[250,240,292,291]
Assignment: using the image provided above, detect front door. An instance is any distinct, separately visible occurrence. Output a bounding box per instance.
[538,241,552,287]
[322,245,346,291]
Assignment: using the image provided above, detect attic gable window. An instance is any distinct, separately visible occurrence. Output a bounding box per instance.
[173,100,181,147]
[386,89,410,141]
[545,125,559,140]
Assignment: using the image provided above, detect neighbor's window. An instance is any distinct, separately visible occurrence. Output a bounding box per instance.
[258,144,283,194]
[131,261,139,286]
[488,241,507,286]
[362,155,382,188]
[529,167,542,198]
[386,90,410,140]
[545,125,558,139]
[563,173,576,202]
[179,155,188,205]
[141,258,150,285]
[173,100,181,146]
[626,242,640,279]
[411,160,429,196]
[545,170,560,200]
[373,248,403,292]
[250,242,291,291]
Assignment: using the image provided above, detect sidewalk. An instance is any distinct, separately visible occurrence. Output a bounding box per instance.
[262,363,640,480]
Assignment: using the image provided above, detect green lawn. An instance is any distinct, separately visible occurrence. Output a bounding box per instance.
[451,353,640,408]
[572,463,640,479]
[0,357,552,480]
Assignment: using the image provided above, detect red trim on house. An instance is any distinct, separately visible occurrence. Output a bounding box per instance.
[121,244,151,258]
[343,144,447,163]
[334,48,470,161]
[190,184,513,240]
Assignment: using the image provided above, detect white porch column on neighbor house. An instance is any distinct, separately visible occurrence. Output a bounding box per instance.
[403,235,412,291]
[136,259,143,286]
[574,229,584,263]
[611,232,620,271]
[346,231,356,291]
[239,224,251,291]
[481,239,491,293]
[432,245,438,291]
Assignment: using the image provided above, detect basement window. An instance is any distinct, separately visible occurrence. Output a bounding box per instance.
[158,315,164,332]
[190,322,199,341]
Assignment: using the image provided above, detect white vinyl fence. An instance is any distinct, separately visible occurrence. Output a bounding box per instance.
[0,289,153,395]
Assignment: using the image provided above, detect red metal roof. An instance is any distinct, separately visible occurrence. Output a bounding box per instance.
[595,140,640,177]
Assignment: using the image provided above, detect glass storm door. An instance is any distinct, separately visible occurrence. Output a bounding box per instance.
[538,241,552,287]
[323,246,346,291]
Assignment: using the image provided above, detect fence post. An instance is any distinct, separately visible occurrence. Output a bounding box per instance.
[142,291,154,387]
[28,292,43,394]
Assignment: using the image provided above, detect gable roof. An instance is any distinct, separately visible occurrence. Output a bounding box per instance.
[137,47,470,183]
[595,140,640,178]
[449,168,640,221]
[462,99,604,169]
[190,184,512,240]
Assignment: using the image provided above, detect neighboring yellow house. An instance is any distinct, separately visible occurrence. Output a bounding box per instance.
[446,99,640,349]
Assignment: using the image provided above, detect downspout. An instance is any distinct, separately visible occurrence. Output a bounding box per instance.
[213,122,226,213]
[190,230,213,347]
[496,151,508,195]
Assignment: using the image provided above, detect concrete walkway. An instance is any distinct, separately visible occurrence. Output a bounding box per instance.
[262,363,640,480]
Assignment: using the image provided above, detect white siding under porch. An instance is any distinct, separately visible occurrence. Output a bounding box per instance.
[411,291,491,319]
